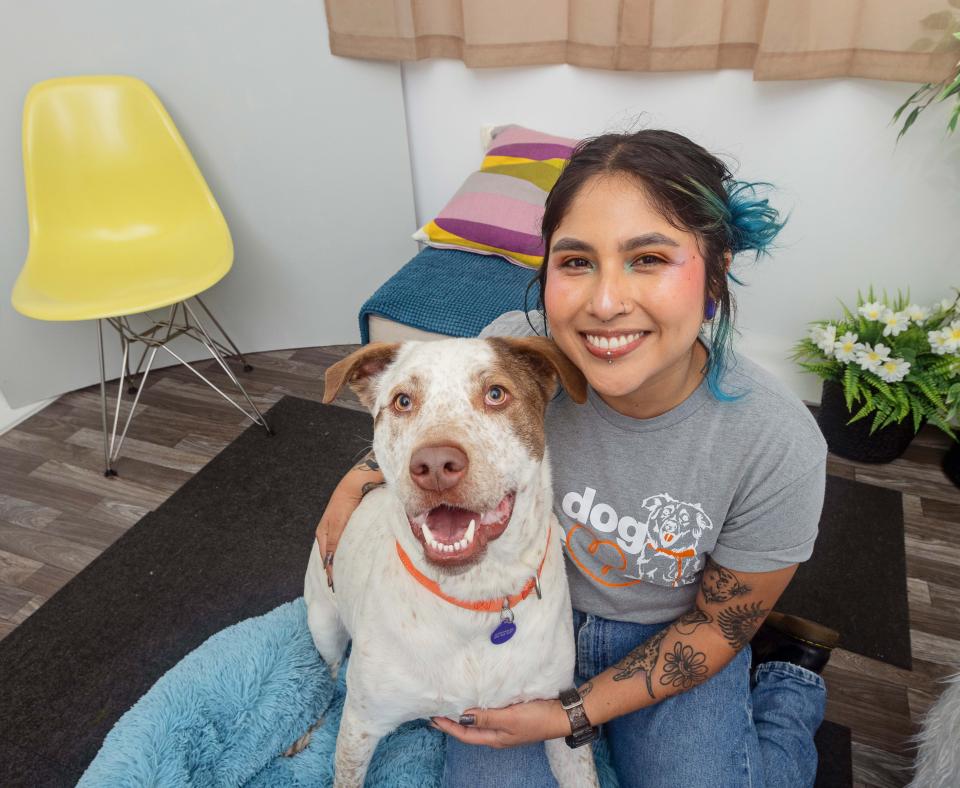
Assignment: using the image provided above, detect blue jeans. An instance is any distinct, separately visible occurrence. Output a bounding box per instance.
[442,611,826,788]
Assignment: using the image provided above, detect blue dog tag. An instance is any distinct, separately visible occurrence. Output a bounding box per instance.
[491,620,516,645]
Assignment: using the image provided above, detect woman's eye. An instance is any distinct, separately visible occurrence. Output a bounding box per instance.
[632,254,665,268]
[560,256,592,270]
[485,385,509,406]
[394,393,413,411]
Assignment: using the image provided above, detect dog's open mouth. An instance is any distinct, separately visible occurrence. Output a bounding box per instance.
[408,492,515,564]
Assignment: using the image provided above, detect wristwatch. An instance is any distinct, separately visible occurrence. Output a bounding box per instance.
[559,687,598,748]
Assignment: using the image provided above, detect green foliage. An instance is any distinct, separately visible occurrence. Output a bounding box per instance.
[793,289,960,439]
[894,29,960,139]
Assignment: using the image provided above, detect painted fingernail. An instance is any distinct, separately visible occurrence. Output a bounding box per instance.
[323,552,334,568]
[458,714,476,726]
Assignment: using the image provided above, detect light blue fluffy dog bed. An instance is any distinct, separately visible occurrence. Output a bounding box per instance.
[80,598,618,787]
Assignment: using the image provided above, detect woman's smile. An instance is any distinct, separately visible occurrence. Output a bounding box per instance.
[580,329,651,359]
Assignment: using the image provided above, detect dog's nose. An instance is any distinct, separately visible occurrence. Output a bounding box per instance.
[409,445,468,492]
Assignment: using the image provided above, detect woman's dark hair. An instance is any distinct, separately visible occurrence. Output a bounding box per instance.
[527,129,783,400]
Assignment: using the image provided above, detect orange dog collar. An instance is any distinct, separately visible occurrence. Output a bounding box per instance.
[395,527,552,613]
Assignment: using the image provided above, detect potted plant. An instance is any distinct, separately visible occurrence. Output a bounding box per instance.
[793,289,960,463]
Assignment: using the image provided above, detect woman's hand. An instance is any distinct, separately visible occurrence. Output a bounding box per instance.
[315,479,362,586]
[315,453,384,587]
[431,699,570,748]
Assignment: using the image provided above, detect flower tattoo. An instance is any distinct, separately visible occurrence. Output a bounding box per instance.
[659,641,709,690]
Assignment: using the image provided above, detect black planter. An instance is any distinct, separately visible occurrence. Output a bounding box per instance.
[944,442,960,488]
[816,379,917,463]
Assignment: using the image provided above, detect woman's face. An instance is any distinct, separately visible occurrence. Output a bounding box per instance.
[543,174,709,415]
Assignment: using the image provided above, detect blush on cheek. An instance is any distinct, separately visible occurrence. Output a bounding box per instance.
[667,255,707,301]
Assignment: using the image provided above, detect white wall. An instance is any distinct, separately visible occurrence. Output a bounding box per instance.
[0,0,417,410]
[401,61,960,402]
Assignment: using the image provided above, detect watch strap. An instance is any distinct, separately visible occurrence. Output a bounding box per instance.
[559,687,598,748]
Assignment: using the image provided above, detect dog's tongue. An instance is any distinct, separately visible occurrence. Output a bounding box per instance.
[426,506,477,543]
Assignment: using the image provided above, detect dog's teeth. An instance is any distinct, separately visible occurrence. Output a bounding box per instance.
[465,520,476,544]
[445,544,455,553]
[457,539,467,551]
[421,523,435,543]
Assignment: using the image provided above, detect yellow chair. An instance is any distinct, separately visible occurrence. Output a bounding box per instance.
[12,75,270,475]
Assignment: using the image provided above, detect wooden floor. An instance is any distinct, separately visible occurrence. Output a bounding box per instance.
[1,345,958,788]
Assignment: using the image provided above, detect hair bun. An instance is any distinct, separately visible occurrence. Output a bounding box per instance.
[725,180,785,257]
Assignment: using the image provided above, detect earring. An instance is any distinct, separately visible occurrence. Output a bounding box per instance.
[704,298,717,320]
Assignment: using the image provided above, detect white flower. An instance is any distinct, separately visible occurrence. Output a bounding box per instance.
[858,301,885,321]
[945,320,960,352]
[929,329,953,355]
[941,297,957,313]
[857,343,891,371]
[906,303,931,323]
[833,332,864,363]
[814,324,837,355]
[880,309,910,337]
[876,358,911,383]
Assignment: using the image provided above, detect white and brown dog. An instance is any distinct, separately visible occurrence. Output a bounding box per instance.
[299,337,599,787]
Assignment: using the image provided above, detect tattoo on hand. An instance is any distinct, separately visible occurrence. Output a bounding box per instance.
[702,560,751,604]
[612,627,668,699]
[717,602,770,651]
[659,641,709,690]
[360,481,385,498]
[577,681,594,698]
[352,450,380,473]
[674,606,713,636]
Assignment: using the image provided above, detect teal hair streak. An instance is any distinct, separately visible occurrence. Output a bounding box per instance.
[674,177,786,401]
[704,310,737,401]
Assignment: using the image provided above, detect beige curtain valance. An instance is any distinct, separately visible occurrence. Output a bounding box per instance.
[325,0,960,83]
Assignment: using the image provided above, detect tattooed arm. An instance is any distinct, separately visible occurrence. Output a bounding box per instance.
[315,450,385,584]
[576,558,798,726]
[351,450,386,497]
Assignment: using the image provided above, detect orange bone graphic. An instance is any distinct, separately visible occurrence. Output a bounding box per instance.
[565,523,643,588]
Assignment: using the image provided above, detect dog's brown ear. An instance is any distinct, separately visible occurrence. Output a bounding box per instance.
[489,336,587,404]
[322,343,401,409]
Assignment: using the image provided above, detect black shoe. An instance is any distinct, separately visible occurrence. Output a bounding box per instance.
[750,612,839,675]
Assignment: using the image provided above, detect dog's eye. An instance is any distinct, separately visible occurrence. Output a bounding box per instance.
[485,385,509,406]
[394,393,413,412]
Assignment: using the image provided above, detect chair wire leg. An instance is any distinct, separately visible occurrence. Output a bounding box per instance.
[110,345,158,467]
[193,295,254,372]
[182,300,270,433]
[96,320,117,477]
[159,343,270,430]
[107,336,130,462]
[95,300,270,475]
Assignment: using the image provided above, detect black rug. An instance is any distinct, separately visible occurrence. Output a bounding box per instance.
[0,396,871,786]
[777,474,910,669]
[0,397,371,786]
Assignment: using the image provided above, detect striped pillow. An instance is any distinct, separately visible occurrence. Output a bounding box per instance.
[413,125,578,268]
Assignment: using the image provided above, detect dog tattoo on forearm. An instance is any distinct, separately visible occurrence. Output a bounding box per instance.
[701,560,751,603]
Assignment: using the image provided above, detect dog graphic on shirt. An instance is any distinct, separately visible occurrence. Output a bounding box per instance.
[636,494,714,587]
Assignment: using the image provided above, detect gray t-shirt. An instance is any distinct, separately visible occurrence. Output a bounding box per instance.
[481,311,827,624]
